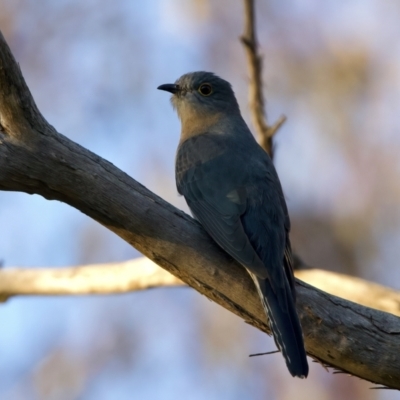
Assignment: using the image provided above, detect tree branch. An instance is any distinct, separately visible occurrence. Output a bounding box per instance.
[0,258,183,302]
[2,257,400,319]
[240,0,286,157]
[295,269,400,317]
[1,31,400,388]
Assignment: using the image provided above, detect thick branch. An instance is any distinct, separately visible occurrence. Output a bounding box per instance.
[2,258,400,319]
[1,31,400,388]
[240,0,286,157]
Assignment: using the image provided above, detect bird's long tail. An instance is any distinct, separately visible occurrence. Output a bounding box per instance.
[250,273,309,378]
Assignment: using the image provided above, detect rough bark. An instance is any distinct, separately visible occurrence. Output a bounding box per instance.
[0,31,400,388]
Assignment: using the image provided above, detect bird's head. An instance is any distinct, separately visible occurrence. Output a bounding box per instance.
[157,71,240,123]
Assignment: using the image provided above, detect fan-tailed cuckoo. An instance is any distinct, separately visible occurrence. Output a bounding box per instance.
[158,71,308,378]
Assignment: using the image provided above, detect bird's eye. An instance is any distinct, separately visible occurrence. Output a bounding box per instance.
[198,83,213,96]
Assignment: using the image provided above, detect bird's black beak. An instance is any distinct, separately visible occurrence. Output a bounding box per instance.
[157,84,180,94]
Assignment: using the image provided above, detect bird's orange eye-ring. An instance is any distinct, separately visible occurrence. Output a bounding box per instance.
[198,83,213,96]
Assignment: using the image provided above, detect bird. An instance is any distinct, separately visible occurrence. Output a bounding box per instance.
[157,71,309,378]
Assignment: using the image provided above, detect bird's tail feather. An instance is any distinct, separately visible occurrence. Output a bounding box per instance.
[251,273,309,378]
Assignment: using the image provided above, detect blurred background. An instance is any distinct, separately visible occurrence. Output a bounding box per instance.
[0,0,400,399]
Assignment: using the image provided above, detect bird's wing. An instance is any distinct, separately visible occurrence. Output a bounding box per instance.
[283,238,296,299]
[240,187,291,309]
[184,177,269,279]
[176,134,294,290]
[177,136,271,279]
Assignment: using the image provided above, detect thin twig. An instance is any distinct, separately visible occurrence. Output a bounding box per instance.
[249,350,280,357]
[312,358,330,373]
[370,386,393,390]
[240,0,286,159]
